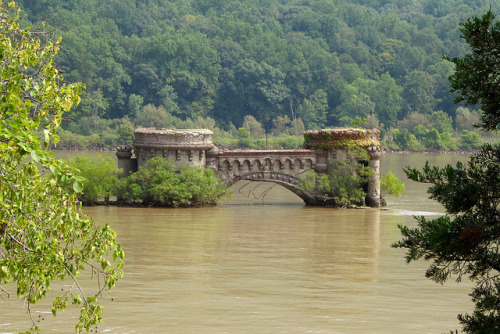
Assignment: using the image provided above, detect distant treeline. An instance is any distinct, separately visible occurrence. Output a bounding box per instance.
[18,0,500,150]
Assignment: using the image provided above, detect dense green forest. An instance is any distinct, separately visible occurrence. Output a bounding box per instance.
[17,0,500,150]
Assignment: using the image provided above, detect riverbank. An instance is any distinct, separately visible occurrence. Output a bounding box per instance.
[384,149,476,154]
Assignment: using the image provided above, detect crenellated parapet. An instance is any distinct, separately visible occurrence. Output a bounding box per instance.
[118,127,383,207]
[133,128,215,169]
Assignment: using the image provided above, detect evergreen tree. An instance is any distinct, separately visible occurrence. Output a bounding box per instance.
[446,10,500,131]
[394,11,500,332]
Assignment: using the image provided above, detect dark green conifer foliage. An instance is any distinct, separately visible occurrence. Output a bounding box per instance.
[394,10,500,333]
[446,11,500,131]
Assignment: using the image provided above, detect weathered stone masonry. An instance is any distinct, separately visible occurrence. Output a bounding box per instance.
[117,127,383,207]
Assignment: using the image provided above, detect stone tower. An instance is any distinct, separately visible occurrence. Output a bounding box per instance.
[304,128,382,207]
[133,128,216,168]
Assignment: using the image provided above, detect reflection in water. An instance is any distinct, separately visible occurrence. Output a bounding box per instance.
[0,153,473,334]
[297,208,381,284]
[233,180,279,202]
[100,205,387,333]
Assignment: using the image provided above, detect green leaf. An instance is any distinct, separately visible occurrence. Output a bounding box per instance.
[49,164,57,175]
[30,150,40,162]
[73,180,83,193]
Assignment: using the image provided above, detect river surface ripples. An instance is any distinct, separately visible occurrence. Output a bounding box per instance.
[0,153,473,333]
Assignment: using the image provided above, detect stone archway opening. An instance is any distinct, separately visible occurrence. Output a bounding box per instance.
[229,179,305,205]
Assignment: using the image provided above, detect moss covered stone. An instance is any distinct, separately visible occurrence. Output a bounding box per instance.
[304,128,381,150]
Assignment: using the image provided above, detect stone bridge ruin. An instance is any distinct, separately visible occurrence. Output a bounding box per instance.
[117,128,383,207]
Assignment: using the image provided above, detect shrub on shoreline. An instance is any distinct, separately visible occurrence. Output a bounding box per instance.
[62,154,120,205]
[116,156,231,207]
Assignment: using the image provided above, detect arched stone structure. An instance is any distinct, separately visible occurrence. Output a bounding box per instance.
[117,127,383,207]
[303,128,383,207]
[227,172,329,205]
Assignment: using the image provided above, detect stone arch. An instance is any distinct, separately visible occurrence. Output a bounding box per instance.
[304,158,314,170]
[242,160,252,172]
[282,159,293,173]
[293,158,303,170]
[225,175,242,187]
[263,158,273,171]
[233,160,242,171]
[221,159,231,171]
[251,159,261,171]
[223,171,327,205]
[272,158,282,171]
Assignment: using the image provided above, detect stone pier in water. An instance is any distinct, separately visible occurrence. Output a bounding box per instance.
[117,128,383,207]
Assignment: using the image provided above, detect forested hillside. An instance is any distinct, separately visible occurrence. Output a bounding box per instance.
[16,0,500,150]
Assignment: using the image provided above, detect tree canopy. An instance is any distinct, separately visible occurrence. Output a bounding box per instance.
[394,10,500,333]
[11,0,500,140]
[446,10,500,131]
[0,2,123,332]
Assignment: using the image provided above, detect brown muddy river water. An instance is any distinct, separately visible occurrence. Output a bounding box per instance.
[1,153,474,333]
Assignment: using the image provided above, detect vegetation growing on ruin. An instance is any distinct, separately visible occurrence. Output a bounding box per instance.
[303,128,380,150]
[116,156,231,207]
[298,147,374,207]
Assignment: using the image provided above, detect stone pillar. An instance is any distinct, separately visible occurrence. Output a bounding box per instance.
[303,128,384,208]
[116,145,137,176]
[366,145,382,207]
